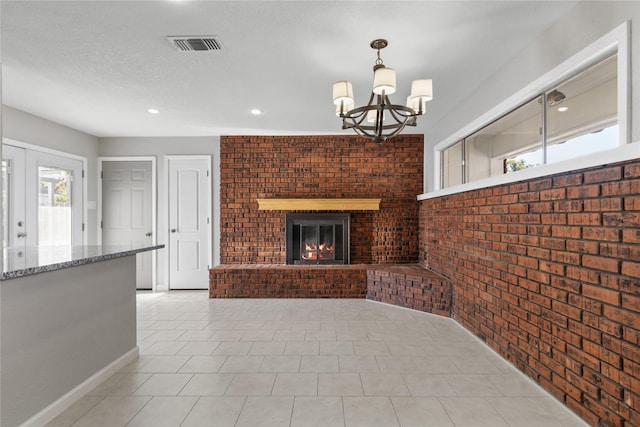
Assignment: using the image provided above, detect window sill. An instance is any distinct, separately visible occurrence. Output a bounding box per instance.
[418,141,639,201]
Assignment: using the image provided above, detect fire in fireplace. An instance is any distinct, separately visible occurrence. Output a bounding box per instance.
[286,213,350,265]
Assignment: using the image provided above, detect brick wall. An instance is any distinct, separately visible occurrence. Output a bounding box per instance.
[366,264,452,316]
[419,159,640,427]
[210,265,367,298]
[220,134,423,264]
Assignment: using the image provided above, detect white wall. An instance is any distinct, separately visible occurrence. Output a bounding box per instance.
[2,106,100,244]
[99,136,220,291]
[425,1,640,192]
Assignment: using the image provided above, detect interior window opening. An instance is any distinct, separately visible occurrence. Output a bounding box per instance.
[546,53,618,163]
[440,51,619,189]
[465,96,542,182]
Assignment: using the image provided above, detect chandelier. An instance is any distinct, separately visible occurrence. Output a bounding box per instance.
[333,39,433,144]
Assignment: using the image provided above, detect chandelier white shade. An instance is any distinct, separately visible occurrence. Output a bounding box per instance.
[410,79,433,102]
[333,39,433,144]
[373,67,396,95]
[332,81,354,106]
[367,110,386,123]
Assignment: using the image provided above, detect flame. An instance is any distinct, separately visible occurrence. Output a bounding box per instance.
[301,241,334,260]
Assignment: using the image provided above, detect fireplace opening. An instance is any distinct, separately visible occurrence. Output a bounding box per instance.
[286,213,350,265]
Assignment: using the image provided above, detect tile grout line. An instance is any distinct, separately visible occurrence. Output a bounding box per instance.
[175,394,199,427]
[121,395,152,427]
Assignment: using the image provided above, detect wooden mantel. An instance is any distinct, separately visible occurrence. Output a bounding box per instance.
[256,198,381,211]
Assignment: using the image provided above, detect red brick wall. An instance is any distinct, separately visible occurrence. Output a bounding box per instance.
[366,264,452,316]
[209,265,367,298]
[419,159,640,427]
[220,134,423,264]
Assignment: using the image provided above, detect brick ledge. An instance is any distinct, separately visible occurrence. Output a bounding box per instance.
[209,264,367,299]
[365,264,452,317]
[209,263,451,317]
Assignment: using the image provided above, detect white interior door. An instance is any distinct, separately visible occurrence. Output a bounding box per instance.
[168,157,211,289]
[101,160,154,289]
[2,145,27,248]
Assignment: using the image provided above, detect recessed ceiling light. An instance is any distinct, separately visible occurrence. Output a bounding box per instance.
[147,108,160,114]
[250,109,263,115]
[557,106,569,112]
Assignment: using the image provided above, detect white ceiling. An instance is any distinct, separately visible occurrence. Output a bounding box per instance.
[1,0,580,138]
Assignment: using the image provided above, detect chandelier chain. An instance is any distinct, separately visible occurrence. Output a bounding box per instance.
[375,49,383,66]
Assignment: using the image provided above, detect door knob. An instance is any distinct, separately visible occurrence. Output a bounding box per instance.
[17,232,27,238]
[170,229,177,233]
[145,232,153,237]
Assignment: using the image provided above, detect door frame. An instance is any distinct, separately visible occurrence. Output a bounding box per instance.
[3,138,88,245]
[97,156,157,290]
[165,155,212,290]
[2,144,26,248]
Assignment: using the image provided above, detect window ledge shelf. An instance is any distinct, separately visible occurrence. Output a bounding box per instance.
[257,198,381,211]
[419,141,639,201]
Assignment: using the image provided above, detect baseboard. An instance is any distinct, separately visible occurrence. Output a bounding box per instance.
[20,346,139,427]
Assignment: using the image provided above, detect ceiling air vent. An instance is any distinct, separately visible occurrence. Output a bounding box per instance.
[167,36,223,52]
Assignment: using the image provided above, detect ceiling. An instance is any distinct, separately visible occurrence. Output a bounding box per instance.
[1,1,580,138]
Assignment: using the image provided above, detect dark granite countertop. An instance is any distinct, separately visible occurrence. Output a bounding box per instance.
[2,244,165,280]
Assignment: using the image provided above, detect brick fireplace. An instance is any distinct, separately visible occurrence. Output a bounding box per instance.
[219,134,424,265]
[210,134,424,298]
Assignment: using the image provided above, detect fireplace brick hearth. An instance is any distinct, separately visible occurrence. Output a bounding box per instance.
[366,264,451,316]
[209,264,367,298]
[209,263,452,311]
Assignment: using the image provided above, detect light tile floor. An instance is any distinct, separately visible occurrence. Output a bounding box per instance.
[47,292,589,427]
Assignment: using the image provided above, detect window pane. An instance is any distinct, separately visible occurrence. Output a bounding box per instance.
[546,54,618,164]
[465,96,542,182]
[442,141,463,188]
[441,141,464,188]
[2,160,9,247]
[38,166,72,246]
